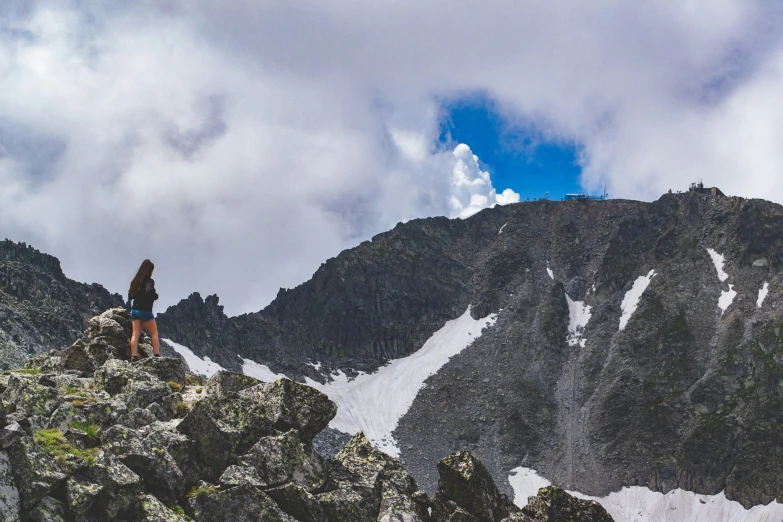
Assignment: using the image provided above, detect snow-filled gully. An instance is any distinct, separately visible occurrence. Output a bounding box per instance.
[707,248,737,315]
[304,306,496,457]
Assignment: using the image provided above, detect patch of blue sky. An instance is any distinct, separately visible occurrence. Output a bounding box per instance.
[437,95,588,201]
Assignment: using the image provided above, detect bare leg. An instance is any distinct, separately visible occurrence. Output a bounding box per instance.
[144,319,160,356]
[130,320,142,357]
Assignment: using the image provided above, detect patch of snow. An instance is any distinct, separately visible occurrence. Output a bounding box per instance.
[308,361,323,371]
[162,339,224,377]
[757,282,769,308]
[305,306,496,457]
[547,262,554,280]
[707,248,729,282]
[565,294,591,347]
[718,284,737,315]
[0,451,20,522]
[242,358,287,382]
[619,270,656,331]
[508,467,783,522]
[499,222,508,235]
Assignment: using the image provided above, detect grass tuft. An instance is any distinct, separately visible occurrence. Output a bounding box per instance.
[69,421,100,441]
[33,428,100,465]
[195,387,203,394]
[174,402,190,418]
[12,368,42,375]
[167,381,182,393]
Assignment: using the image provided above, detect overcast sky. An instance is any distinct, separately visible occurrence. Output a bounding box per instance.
[2,1,783,315]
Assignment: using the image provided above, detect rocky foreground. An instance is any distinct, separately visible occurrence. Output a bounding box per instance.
[0,308,613,521]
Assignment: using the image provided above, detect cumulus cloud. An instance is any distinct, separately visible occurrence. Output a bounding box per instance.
[449,144,520,219]
[1,0,783,314]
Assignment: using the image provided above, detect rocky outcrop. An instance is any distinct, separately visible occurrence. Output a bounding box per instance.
[0,308,604,522]
[0,240,123,369]
[430,451,613,522]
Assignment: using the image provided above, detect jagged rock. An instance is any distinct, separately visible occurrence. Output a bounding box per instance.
[5,436,67,511]
[136,358,186,386]
[26,496,67,522]
[117,407,158,430]
[188,483,294,521]
[74,452,144,520]
[0,423,26,449]
[94,359,151,395]
[48,402,77,434]
[205,370,261,397]
[81,398,128,427]
[513,486,614,522]
[266,482,329,522]
[103,425,185,503]
[378,470,431,522]
[136,494,189,521]
[2,374,60,417]
[237,429,325,491]
[316,486,379,522]
[0,450,21,521]
[432,451,518,522]
[59,342,96,374]
[333,431,404,487]
[218,465,264,487]
[239,379,337,443]
[176,394,274,481]
[145,423,199,484]
[120,379,171,411]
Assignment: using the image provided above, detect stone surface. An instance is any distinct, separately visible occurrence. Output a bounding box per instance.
[431,452,518,522]
[188,483,294,522]
[239,379,337,442]
[176,394,274,481]
[515,486,614,522]
[205,370,261,397]
[238,429,325,491]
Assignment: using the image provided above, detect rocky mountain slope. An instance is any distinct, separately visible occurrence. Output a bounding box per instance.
[155,191,783,510]
[0,240,123,370]
[0,308,610,521]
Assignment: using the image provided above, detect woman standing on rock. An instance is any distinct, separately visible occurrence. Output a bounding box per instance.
[128,259,160,361]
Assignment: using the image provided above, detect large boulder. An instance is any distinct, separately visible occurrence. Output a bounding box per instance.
[103,425,185,503]
[511,486,614,522]
[266,482,329,522]
[432,451,518,522]
[137,494,189,521]
[187,483,295,522]
[230,429,326,491]
[316,431,429,522]
[5,436,67,511]
[0,450,21,521]
[176,394,275,481]
[239,379,337,442]
[136,358,187,386]
[2,374,60,417]
[205,370,261,397]
[69,452,144,520]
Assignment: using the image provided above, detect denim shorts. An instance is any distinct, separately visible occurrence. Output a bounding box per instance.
[131,309,155,322]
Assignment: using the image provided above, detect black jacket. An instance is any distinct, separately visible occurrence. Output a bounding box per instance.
[130,278,158,312]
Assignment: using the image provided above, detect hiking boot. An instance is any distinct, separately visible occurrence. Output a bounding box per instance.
[153,353,161,358]
[131,355,140,363]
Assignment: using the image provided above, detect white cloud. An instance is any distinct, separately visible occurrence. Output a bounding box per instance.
[0,1,782,314]
[449,144,520,219]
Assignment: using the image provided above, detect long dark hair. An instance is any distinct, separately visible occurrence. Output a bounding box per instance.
[130,259,154,298]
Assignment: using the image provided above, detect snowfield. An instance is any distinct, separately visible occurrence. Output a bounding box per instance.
[719,284,737,315]
[565,294,591,347]
[619,270,656,331]
[508,467,783,522]
[162,339,224,377]
[707,248,730,282]
[242,357,287,381]
[304,306,497,457]
[758,282,769,308]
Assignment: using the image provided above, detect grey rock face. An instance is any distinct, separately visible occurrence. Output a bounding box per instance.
[238,379,337,443]
[0,240,122,369]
